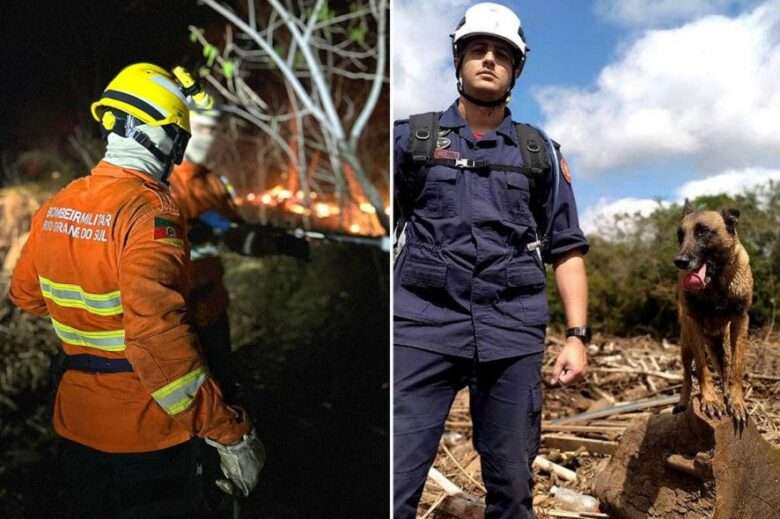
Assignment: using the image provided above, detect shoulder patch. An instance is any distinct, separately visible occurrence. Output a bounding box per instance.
[153,216,184,247]
[560,157,572,184]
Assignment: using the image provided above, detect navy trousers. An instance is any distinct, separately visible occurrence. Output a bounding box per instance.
[58,438,202,519]
[394,346,543,519]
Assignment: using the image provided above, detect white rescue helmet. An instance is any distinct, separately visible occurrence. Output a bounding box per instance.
[451,2,528,73]
[451,3,529,106]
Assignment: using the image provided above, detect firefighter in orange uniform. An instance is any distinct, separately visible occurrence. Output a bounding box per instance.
[9,63,264,519]
[168,109,309,394]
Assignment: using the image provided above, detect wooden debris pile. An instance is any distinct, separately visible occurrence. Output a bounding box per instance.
[416,332,780,518]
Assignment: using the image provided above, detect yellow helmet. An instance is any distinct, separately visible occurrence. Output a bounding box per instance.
[91,63,214,171]
[91,63,192,134]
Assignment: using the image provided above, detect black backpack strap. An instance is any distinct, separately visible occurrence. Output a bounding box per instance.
[394,112,440,255]
[407,112,440,164]
[515,122,552,187]
[397,112,441,218]
[515,123,557,252]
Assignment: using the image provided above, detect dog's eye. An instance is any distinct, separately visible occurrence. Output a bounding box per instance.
[694,224,710,238]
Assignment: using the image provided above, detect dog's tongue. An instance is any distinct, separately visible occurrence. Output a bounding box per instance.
[683,263,708,291]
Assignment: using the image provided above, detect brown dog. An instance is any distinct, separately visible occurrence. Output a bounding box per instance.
[674,201,753,427]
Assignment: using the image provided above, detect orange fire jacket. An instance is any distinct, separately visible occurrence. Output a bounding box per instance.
[168,160,239,327]
[9,161,249,453]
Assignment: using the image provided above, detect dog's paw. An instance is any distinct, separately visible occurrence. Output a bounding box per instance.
[700,397,726,419]
[727,399,748,429]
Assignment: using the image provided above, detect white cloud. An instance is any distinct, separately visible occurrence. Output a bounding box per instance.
[675,167,780,199]
[537,1,780,175]
[580,197,668,237]
[582,167,780,238]
[392,0,471,120]
[595,0,760,28]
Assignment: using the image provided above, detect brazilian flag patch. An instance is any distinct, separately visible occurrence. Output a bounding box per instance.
[153,216,183,247]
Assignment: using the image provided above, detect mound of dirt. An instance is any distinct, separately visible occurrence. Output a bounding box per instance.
[595,397,780,519]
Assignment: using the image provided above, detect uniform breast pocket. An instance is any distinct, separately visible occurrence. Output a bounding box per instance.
[505,172,533,224]
[416,168,457,219]
[505,261,549,325]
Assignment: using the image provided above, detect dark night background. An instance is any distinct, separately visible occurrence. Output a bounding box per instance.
[1,1,215,152]
[1,1,390,518]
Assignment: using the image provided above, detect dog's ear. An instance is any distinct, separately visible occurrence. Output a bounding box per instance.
[681,198,693,218]
[721,208,740,234]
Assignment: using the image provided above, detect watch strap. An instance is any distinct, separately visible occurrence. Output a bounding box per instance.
[565,326,591,343]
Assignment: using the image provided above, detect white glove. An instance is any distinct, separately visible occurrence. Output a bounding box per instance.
[205,428,266,497]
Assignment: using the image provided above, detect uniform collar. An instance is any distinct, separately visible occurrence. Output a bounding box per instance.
[91,160,167,187]
[171,160,209,180]
[439,100,519,145]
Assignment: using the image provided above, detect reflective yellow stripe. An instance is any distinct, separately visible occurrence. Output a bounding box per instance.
[50,317,126,352]
[151,367,207,415]
[39,276,122,316]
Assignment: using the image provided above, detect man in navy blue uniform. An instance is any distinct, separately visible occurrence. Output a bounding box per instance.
[393,3,590,518]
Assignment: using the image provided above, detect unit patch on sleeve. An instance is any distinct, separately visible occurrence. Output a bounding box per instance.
[153,216,184,247]
[560,157,572,184]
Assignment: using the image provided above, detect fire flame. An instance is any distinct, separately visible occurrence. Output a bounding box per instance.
[235,183,386,236]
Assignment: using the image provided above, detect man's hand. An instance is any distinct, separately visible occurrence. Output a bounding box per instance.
[550,337,588,385]
[205,427,266,497]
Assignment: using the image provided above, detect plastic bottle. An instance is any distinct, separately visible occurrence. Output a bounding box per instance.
[549,485,600,513]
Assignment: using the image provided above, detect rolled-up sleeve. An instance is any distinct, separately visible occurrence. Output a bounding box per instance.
[543,151,589,263]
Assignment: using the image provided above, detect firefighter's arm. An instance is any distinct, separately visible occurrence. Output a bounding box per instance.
[546,149,589,385]
[118,206,249,445]
[551,249,588,385]
[543,151,589,264]
[8,207,48,316]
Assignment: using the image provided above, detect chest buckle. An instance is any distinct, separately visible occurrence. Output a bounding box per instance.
[454,158,489,169]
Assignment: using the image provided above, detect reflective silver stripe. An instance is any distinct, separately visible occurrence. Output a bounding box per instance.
[39,276,122,316]
[190,243,220,260]
[152,367,208,415]
[50,317,125,352]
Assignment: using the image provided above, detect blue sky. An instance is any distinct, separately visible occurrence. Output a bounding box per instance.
[393,0,780,235]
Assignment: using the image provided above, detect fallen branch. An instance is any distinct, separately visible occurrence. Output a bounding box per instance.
[441,442,486,493]
[426,467,486,518]
[542,423,626,435]
[550,395,679,425]
[533,455,577,482]
[542,434,619,455]
[585,367,682,382]
[545,511,609,518]
[428,467,462,496]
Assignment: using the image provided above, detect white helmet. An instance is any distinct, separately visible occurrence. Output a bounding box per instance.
[451,2,529,105]
[451,3,528,66]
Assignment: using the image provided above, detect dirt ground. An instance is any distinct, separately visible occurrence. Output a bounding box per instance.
[416,331,780,519]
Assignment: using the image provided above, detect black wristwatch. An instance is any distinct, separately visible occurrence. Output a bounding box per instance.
[566,326,591,344]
